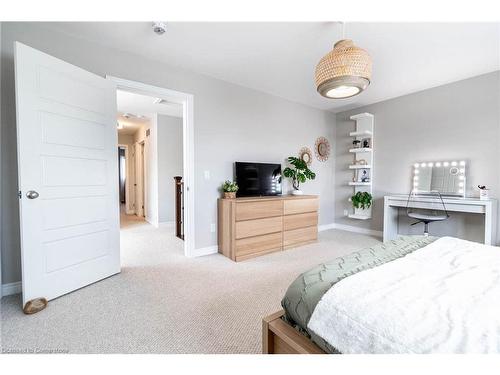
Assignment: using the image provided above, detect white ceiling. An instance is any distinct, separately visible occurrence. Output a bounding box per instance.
[117,114,148,136]
[117,89,182,135]
[43,22,500,113]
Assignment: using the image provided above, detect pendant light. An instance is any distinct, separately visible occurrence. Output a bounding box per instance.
[315,22,372,99]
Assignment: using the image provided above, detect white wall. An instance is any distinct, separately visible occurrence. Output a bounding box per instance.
[131,114,183,225]
[157,114,183,223]
[133,119,159,226]
[0,23,336,284]
[334,72,500,243]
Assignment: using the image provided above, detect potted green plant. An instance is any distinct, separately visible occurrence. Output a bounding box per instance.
[283,156,316,195]
[222,180,238,199]
[351,191,373,216]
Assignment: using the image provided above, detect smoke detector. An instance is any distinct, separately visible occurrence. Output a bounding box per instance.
[152,22,167,35]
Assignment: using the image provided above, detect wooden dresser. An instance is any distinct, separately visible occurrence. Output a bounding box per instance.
[218,195,319,261]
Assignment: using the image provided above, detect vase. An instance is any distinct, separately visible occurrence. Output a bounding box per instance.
[479,189,489,200]
[292,189,303,196]
[354,206,372,217]
[224,192,236,199]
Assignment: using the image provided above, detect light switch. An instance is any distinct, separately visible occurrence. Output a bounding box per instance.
[204,170,210,180]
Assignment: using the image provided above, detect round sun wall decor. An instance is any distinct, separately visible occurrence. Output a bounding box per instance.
[299,147,313,165]
[314,137,331,162]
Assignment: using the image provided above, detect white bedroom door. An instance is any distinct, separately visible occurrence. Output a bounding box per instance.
[134,142,144,217]
[15,42,120,307]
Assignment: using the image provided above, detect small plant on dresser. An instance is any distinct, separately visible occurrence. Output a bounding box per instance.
[222,180,239,199]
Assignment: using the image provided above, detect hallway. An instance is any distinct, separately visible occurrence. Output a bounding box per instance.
[120,209,184,267]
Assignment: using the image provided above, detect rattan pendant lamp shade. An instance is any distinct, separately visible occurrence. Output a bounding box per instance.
[315,24,372,99]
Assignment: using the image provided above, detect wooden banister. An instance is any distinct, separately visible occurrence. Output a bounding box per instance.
[174,176,184,240]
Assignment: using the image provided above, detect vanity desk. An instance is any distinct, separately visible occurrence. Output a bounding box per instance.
[383,195,498,245]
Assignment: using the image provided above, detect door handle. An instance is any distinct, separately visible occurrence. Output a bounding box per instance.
[26,190,39,199]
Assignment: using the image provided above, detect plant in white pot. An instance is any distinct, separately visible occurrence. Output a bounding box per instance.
[351,191,373,216]
[283,156,316,195]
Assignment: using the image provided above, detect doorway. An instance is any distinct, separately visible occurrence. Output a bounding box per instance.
[14,42,195,307]
[112,77,194,257]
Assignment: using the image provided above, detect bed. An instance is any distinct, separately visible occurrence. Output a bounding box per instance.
[263,235,500,354]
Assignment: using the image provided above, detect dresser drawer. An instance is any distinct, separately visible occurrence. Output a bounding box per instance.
[235,232,282,259]
[235,200,283,221]
[283,198,318,215]
[283,212,318,231]
[283,226,317,248]
[235,216,283,239]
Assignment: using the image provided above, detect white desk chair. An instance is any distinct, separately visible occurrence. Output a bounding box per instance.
[406,190,449,236]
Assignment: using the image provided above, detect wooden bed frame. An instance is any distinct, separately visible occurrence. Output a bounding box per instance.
[262,310,326,354]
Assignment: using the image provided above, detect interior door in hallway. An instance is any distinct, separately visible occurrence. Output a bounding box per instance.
[15,42,120,307]
[134,142,145,217]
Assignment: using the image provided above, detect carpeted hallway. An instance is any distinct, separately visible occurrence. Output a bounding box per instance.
[1,213,380,354]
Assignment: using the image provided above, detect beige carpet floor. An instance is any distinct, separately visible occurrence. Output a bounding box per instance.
[1,213,380,354]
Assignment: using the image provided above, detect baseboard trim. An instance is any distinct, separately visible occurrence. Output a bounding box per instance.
[319,222,383,238]
[318,223,336,232]
[145,217,159,228]
[2,281,21,297]
[190,245,218,257]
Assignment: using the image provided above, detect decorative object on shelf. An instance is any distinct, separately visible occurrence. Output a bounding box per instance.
[298,147,313,166]
[361,138,371,149]
[314,137,331,162]
[356,168,371,183]
[352,139,361,148]
[283,156,316,195]
[222,180,238,199]
[478,185,490,200]
[314,22,372,99]
[351,191,373,210]
[355,159,367,165]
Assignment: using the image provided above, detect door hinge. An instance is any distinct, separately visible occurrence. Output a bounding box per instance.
[18,190,22,199]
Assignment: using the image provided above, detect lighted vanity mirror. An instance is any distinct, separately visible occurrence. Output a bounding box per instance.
[413,161,466,197]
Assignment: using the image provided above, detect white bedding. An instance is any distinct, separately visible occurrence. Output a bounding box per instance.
[307,237,500,353]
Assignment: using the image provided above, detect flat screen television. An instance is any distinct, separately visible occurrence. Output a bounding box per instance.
[235,162,282,197]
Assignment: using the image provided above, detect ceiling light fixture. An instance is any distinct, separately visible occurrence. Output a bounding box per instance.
[315,22,372,99]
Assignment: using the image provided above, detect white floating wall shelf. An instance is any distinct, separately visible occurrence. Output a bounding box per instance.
[349,130,373,137]
[347,112,374,220]
[347,214,371,220]
[349,165,372,169]
[349,148,372,153]
[348,182,372,186]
